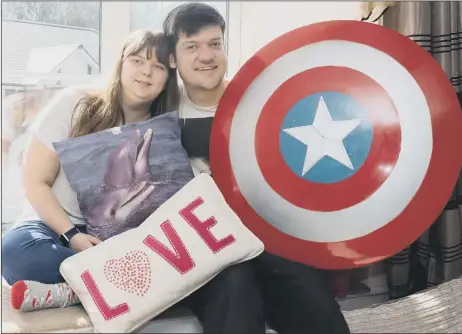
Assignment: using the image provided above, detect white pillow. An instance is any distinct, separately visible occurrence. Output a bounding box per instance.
[59,173,265,333]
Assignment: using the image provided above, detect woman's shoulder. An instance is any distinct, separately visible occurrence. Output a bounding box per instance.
[56,82,104,104]
[40,83,103,118]
[29,83,104,136]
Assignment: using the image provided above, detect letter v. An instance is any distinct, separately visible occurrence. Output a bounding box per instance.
[143,220,195,274]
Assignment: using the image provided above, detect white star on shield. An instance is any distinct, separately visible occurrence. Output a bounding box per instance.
[282,96,363,176]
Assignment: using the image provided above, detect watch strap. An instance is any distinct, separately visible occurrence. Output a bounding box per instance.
[59,227,80,247]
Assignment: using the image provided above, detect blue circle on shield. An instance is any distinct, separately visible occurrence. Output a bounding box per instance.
[279,92,373,184]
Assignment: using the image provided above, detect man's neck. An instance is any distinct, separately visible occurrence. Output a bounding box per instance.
[186,80,226,108]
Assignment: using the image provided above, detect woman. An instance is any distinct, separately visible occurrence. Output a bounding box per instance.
[1,29,180,312]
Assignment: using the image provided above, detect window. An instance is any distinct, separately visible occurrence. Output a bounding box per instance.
[129,2,227,33]
[1,1,102,232]
[87,65,92,75]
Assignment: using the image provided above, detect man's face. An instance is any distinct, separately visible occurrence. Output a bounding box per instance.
[172,25,227,91]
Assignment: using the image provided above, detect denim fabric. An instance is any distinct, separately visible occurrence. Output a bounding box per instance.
[2,221,86,285]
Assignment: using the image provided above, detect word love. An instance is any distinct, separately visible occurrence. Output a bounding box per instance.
[80,197,236,321]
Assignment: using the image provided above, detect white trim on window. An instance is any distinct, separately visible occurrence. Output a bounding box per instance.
[226,1,242,79]
[100,2,130,76]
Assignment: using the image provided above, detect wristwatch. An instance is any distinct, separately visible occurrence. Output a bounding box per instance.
[59,227,81,247]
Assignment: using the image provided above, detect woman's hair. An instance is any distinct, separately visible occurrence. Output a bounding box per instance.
[69,29,179,138]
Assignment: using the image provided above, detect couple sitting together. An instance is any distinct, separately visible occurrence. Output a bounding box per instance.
[2,3,350,334]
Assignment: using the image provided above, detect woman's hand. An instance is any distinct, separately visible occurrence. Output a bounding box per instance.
[69,233,102,253]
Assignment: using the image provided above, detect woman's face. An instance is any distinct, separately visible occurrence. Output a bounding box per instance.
[120,46,168,108]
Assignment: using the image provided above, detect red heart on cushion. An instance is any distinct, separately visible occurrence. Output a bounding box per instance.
[104,250,152,296]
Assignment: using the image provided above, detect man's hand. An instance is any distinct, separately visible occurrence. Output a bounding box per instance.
[69,233,102,253]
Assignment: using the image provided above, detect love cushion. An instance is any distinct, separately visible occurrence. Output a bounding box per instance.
[59,173,265,333]
[52,110,195,241]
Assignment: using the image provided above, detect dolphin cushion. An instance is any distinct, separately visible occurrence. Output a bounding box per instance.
[53,110,195,241]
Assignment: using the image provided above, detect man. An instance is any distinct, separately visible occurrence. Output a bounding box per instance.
[163,3,350,334]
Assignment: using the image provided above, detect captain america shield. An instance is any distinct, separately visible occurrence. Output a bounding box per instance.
[210,20,462,269]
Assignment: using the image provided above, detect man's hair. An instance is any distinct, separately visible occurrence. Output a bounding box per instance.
[163,2,226,52]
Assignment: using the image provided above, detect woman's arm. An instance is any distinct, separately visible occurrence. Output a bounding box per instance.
[22,137,74,235]
[22,137,101,252]
[21,87,101,251]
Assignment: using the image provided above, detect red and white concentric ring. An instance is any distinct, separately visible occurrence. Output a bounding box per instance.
[228,40,432,242]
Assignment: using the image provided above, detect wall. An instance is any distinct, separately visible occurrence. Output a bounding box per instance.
[227,1,362,77]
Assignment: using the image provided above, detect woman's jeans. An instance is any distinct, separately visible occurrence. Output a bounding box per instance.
[2,221,84,285]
